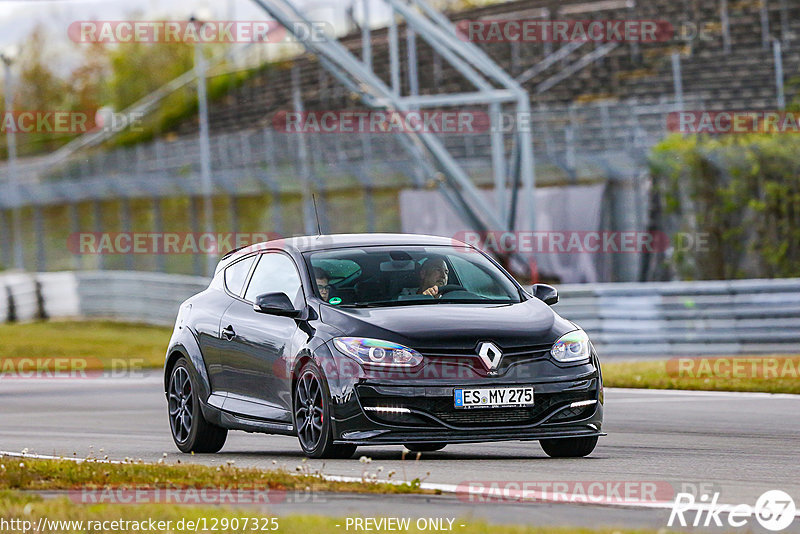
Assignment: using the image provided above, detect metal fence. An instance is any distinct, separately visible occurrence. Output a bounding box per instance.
[9,96,691,194]
[2,270,798,358]
[0,95,697,282]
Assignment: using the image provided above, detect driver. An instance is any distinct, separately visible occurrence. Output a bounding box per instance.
[401,255,449,297]
[314,267,332,302]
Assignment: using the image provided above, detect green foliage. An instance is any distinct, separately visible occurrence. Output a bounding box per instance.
[649,133,800,279]
[0,25,79,157]
[106,41,193,110]
[103,39,195,146]
[111,65,257,149]
[0,22,260,155]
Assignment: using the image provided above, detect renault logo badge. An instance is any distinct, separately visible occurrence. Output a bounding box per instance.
[477,341,503,371]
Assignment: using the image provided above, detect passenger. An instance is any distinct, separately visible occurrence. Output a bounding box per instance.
[314,267,332,302]
[400,255,449,297]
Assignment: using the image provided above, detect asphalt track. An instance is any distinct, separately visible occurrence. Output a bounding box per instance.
[1,373,799,532]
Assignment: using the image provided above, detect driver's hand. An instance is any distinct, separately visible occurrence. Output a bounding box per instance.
[422,286,439,297]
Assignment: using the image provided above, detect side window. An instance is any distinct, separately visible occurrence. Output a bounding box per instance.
[224,256,256,297]
[244,253,304,305]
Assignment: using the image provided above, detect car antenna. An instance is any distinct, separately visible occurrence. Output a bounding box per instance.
[312,194,322,236]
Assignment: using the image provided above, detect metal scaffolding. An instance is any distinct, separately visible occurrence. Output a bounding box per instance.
[250,0,538,250]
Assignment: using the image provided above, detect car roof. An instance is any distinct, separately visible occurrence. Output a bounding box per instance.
[218,233,467,270]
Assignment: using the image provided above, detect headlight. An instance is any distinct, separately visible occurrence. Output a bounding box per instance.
[551,329,591,363]
[333,337,423,367]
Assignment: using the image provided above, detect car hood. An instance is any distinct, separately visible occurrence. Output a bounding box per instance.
[319,298,575,350]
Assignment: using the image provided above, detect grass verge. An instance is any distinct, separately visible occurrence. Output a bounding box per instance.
[0,457,430,495]
[602,356,800,394]
[0,321,170,370]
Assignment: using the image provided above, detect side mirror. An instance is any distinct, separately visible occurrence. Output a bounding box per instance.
[253,292,301,317]
[532,283,558,306]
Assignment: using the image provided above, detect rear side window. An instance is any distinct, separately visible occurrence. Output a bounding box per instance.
[244,252,304,306]
[224,256,256,297]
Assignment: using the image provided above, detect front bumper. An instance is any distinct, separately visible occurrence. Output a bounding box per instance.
[330,374,603,445]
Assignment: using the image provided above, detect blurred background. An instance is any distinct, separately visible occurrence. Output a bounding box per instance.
[1,0,800,355]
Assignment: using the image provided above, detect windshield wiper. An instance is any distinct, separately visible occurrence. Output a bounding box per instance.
[339,300,424,308]
[338,298,515,308]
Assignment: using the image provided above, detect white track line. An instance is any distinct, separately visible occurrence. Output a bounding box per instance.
[2,450,798,517]
[607,387,800,399]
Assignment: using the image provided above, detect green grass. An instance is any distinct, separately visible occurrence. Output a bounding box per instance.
[602,357,800,394]
[0,320,171,371]
[0,457,430,495]
[0,490,683,534]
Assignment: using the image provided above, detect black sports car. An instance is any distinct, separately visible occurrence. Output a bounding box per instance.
[164,233,604,458]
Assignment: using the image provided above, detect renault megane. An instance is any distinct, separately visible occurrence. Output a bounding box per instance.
[164,234,604,458]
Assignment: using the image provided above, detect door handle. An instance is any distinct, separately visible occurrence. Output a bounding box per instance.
[221,325,236,341]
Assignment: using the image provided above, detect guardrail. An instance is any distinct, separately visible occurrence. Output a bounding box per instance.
[1,271,799,358]
[553,278,800,357]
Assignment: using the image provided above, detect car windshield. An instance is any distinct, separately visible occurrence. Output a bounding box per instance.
[305,245,522,307]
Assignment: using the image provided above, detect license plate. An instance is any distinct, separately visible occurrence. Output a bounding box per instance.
[454,387,534,409]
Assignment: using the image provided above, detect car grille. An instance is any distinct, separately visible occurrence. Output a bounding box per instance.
[431,407,536,425]
[358,387,595,429]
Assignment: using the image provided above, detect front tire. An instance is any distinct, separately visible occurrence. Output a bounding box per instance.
[540,436,598,458]
[293,361,357,459]
[168,358,227,453]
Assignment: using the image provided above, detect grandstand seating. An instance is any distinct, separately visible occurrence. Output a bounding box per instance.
[171,0,800,139]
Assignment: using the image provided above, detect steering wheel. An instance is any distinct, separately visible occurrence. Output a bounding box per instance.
[436,284,466,295]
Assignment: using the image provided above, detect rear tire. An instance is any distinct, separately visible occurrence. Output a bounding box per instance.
[404,443,446,453]
[168,358,227,453]
[540,436,598,458]
[293,361,357,459]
